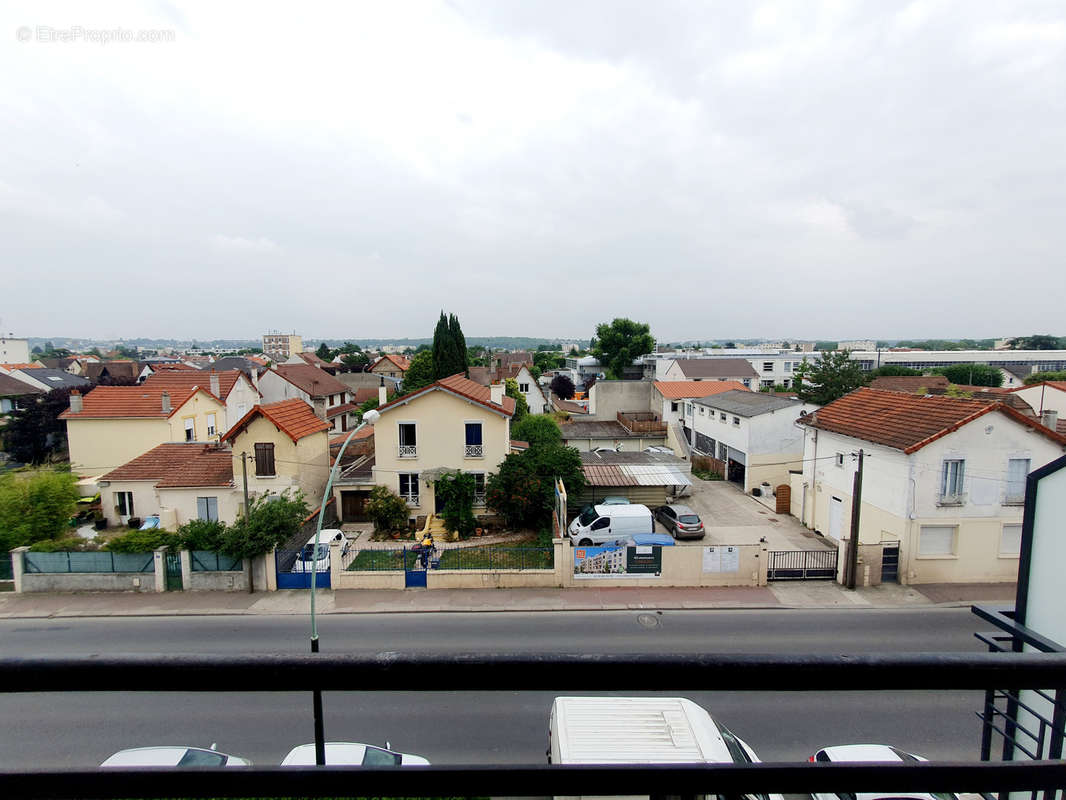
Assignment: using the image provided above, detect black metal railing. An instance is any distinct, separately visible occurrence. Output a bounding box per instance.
[1,650,1066,799]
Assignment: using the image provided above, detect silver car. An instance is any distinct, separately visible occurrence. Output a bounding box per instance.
[655,504,705,539]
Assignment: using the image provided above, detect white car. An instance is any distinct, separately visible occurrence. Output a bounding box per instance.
[101,745,250,768]
[290,529,347,573]
[281,741,430,767]
[810,743,957,800]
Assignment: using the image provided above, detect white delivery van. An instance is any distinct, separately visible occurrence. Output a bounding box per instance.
[547,696,779,800]
[567,504,653,546]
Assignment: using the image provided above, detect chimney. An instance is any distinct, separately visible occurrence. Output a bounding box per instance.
[313,396,327,420]
[161,391,171,414]
[490,382,505,406]
[69,390,83,414]
[209,371,220,398]
[251,368,260,392]
[1042,409,1059,432]
[378,376,387,406]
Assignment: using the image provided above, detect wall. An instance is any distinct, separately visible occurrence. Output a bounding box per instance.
[223,376,261,429]
[563,434,666,452]
[19,572,158,592]
[373,389,510,517]
[257,370,311,405]
[101,480,164,527]
[335,571,406,589]
[1012,384,1066,416]
[513,367,549,415]
[230,415,330,502]
[586,381,655,421]
[66,417,170,476]
[157,486,243,527]
[0,337,30,364]
[571,485,668,508]
[165,392,227,444]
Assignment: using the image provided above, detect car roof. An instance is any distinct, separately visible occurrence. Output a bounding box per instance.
[663,504,696,515]
[304,529,344,546]
[591,503,650,516]
[820,744,906,762]
[282,742,369,765]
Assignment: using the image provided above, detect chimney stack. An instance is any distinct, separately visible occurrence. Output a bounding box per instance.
[313,396,327,421]
[378,376,388,407]
[69,390,83,414]
[161,391,171,414]
[490,382,505,406]
[209,371,221,398]
[251,368,260,392]
[1042,409,1059,432]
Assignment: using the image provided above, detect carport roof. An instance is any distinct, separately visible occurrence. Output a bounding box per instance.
[583,462,692,487]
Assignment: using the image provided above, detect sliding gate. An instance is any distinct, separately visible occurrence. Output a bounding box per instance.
[767,549,838,580]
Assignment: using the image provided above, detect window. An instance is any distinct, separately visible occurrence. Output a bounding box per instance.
[719,412,726,422]
[206,413,216,437]
[919,525,956,556]
[197,496,219,522]
[116,491,134,516]
[761,380,774,388]
[1005,458,1030,504]
[940,459,965,502]
[742,379,751,388]
[835,453,845,468]
[465,422,484,457]
[519,382,529,393]
[1000,523,1022,556]
[399,473,419,505]
[784,362,792,372]
[184,417,195,441]
[687,403,693,416]
[671,402,679,412]
[732,416,740,426]
[398,423,417,458]
[762,362,773,372]
[329,394,336,406]
[472,473,486,506]
[254,442,275,477]
[718,442,728,460]
[698,406,705,415]
[591,517,610,531]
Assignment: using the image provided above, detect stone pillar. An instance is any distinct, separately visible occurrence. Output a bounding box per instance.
[554,538,573,588]
[153,547,167,592]
[11,546,29,594]
[329,539,343,589]
[179,549,192,588]
[758,540,769,587]
[264,548,278,591]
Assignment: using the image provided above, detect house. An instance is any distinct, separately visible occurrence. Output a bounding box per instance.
[141,369,260,430]
[0,373,43,415]
[368,373,515,522]
[655,381,750,429]
[98,443,237,528]
[560,415,668,453]
[1011,382,1066,420]
[686,390,819,493]
[85,361,142,384]
[60,385,227,477]
[369,354,410,381]
[797,388,1066,585]
[575,450,693,508]
[221,399,331,507]
[468,364,548,414]
[286,351,339,374]
[209,356,265,381]
[336,370,403,401]
[258,364,355,433]
[661,358,759,388]
[491,351,532,372]
[5,368,90,393]
[0,336,30,365]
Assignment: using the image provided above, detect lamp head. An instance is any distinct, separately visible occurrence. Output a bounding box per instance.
[363,409,381,425]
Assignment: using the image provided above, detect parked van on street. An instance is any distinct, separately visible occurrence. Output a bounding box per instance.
[566,504,653,547]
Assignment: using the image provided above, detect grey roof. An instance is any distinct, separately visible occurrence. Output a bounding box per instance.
[19,368,90,390]
[579,450,686,466]
[561,421,647,439]
[674,359,759,379]
[0,373,44,397]
[692,389,804,417]
[207,357,261,377]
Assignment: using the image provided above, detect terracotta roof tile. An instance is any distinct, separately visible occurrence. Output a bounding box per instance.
[654,380,749,399]
[0,373,44,396]
[372,354,410,371]
[59,385,209,419]
[330,426,375,447]
[867,375,951,393]
[221,399,330,443]
[326,401,356,419]
[377,373,516,417]
[271,364,349,398]
[142,369,246,401]
[102,443,233,488]
[801,387,1066,453]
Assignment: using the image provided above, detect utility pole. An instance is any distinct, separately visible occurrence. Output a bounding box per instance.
[241,452,251,521]
[845,449,864,590]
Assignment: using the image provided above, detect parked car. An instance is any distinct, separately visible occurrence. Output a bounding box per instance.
[290,529,348,573]
[654,504,705,539]
[567,503,654,547]
[601,533,677,548]
[281,742,430,766]
[809,743,957,800]
[101,745,250,768]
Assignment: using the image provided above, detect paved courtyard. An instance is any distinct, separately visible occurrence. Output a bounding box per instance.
[655,478,833,551]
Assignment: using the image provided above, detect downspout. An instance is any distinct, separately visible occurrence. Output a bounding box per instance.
[902,456,917,586]
[809,428,818,529]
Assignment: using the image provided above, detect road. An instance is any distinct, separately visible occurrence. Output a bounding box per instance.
[0,608,987,768]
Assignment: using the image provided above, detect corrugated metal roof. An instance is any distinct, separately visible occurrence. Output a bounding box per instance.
[582,464,691,487]
[583,464,636,487]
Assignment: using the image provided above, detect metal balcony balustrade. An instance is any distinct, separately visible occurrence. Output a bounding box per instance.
[397,444,417,458]
[1,645,1065,799]
[465,443,484,458]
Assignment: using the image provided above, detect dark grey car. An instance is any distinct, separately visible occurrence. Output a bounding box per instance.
[654,504,705,539]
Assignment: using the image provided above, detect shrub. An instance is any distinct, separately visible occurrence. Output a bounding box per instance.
[693,469,723,481]
[0,470,80,552]
[178,518,227,551]
[366,485,410,533]
[511,414,563,448]
[487,443,586,529]
[435,471,476,539]
[105,529,182,553]
[29,536,97,552]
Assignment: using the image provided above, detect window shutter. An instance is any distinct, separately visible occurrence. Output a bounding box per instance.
[1001,524,1022,555]
[919,525,955,556]
[254,443,275,476]
[197,497,208,520]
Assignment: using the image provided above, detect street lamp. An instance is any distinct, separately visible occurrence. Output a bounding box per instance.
[308,407,380,765]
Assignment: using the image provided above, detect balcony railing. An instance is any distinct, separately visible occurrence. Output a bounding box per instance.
[617,410,667,434]
[400,492,419,507]
[2,641,1065,798]
[473,492,486,506]
[465,443,484,458]
[398,444,417,458]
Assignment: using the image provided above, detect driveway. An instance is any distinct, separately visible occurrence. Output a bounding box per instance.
[654,478,833,551]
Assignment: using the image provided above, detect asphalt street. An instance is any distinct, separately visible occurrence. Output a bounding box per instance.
[0,608,988,769]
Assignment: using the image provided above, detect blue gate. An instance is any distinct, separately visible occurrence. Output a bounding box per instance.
[275,548,331,590]
[404,547,427,588]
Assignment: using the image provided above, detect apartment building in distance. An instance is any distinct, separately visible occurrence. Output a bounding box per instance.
[262,331,303,362]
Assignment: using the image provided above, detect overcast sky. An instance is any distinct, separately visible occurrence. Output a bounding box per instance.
[2,1,1064,343]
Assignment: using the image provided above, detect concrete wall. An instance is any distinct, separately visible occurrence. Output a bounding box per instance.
[19,572,158,592]
[563,434,666,452]
[587,381,655,421]
[157,486,243,527]
[1012,384,1066,416]
[180,549,250,591]
[335,571,407,589]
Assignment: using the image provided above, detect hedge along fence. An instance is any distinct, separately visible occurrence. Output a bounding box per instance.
[190,551,243,572]
[345,545,553,572]
[23,551,154,574]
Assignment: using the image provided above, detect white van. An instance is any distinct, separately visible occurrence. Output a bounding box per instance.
[547,696,780,800]
[290,529,347,573]
[567,504,653,546]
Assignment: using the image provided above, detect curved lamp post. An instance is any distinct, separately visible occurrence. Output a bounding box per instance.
[309,407,379,765]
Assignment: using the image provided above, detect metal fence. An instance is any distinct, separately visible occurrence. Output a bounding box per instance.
[345,545,554,572]
[22,551,154,574]
[190,551,243,572]
[0,552,12,581]
[344,547,408,571]
[767,548,838,580]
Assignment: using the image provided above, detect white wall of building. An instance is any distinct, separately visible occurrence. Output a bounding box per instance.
[0,337,30,364]
[1012,383,1066,416]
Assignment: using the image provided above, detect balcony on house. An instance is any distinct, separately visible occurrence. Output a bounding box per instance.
[617,410,667,434]
[398,423,417,459]
[465,421,484,459]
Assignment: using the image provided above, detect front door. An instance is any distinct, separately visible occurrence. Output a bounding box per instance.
[341,491,367,522]
[434,488,446,514]
[829,497,844,541]
[165,552,183,591]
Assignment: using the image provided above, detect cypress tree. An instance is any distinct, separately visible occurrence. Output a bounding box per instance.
[449,313,468,375]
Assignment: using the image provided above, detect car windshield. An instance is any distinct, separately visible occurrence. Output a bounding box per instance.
[362,746,402,766]
[176,749,227,767]
[679,514,700,524]
[578,507,599,526]
[301,545,329,561]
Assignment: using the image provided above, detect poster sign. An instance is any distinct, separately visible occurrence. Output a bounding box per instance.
[703,545,740,573]
[574,544,662,578]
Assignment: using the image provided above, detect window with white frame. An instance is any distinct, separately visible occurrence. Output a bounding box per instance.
[1000,523,1022,556]
[761,380,774,388]
[115,491,135,517]
[398,423,417,458]
[399,473,419,505]
[718,442,728,460]
[197,496,219,522]
[698,406,705,415]
[519,382,529,393]
[732,416,740,426]
[1005,458,1030,504]
[835,453,845,468]
[671,402,679,412]
[472,473,486,506]
[184,417,195,441]
[762,362,773,372]
[784,362,792,372]
[465,422,484,458]
[940,459,965,502]
[918,525,957,556]
[206,413,216,437]
[719,412,726,422]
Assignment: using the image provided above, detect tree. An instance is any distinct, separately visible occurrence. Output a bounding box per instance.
[592,319,654,380]
[0,470,80,552]
[356,395,380,422]
[933,364,1004,387]
[366,485,410,533]
[486,443,586,529]
[402,349,435,394]
[505,378,529,423]
[866,365,922,380]
[177,518,227,551]
[792,351,865,405]
[510,414,563,448]
[1024,370,1066,385]
[549,374,575,400]
[533,351,561,376]
[434,471,476,538]
[432,311,466,379]
[1010,335,1062,350]
[449,313,468,369]
[2,388,75,464]
[315,342,334,361]
[222,490,309,592]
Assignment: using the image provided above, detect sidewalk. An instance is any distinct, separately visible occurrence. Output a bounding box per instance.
[0,581,1016,619]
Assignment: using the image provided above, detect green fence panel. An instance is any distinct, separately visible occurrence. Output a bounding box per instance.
[0,553,12,581]
[191,551,243,572]
[23,551,154,574]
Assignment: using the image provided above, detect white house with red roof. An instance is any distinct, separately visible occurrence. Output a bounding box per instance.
[257,364,355,434]
[798,388,1066,585]
[60,385,227,478]
[1010,381,1066,426]
[141,369,260,430]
